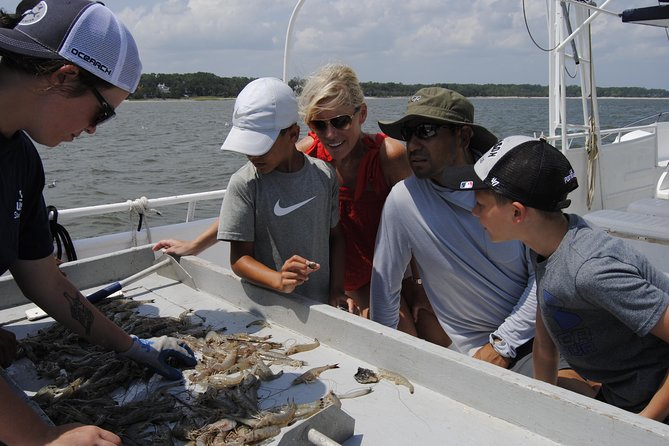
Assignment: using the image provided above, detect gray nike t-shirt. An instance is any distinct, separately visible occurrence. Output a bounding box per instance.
[218,154,339,302]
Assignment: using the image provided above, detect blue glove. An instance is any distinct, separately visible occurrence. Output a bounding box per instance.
[122,335,197,380]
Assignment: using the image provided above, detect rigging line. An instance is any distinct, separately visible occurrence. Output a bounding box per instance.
[523,0,560,52]
[563,61,578,79]
[524,0,577,78]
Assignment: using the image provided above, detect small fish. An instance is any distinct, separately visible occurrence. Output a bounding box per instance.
[292,363,339,385]
[354,367,379,384]
[354,367,414,394]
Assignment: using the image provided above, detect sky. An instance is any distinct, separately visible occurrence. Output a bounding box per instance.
[1,0,668,89]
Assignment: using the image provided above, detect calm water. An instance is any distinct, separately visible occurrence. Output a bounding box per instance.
[39,97,669,239]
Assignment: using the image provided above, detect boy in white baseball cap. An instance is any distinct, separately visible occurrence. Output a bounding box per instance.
[217,77,346,305]
[443,135,669,421]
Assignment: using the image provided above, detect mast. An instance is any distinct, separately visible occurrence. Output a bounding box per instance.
[549,0,613,209]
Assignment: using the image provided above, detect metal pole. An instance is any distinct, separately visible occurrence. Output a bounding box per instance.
[282,0,306,82]
[307,428,342,446]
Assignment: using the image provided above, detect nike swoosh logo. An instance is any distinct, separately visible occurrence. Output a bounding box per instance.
[274,196,316,216]
[233,107,251,121]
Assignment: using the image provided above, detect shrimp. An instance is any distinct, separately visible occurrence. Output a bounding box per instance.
[284,338,320,356]
[252,358,284,381]
[294,391,342,420]
[213,347,239,373]
[257,350,307,367]
[206,371,246,389]
[292,364,339,385]
[246,319,271,329]
[254,401,297,428]
[354,366,414,393]
[378,368,415,394]
[229,425,281,445]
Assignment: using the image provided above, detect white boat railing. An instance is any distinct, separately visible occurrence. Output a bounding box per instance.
[50,189,226,223]
[543,123,660,150]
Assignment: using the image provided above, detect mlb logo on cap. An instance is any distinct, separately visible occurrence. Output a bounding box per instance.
[441,135,579,212]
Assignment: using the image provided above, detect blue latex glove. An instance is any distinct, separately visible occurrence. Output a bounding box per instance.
[121,335,197,380]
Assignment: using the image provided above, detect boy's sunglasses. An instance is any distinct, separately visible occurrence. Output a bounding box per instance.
[400,123,448,141]
[309,107,360,132]
[89,86,116,126]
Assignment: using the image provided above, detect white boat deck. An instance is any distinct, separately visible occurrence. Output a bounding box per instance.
[2,247,669,445]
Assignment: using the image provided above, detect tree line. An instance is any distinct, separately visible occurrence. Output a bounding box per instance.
[131,72,669,100]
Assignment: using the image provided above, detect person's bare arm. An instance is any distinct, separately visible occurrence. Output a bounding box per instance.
[296,134,316,153]
[9,257,132,353]
[229,241,317,294]
[0,378,121,446]
[532,305,559,384]
[152,219,220,256]
[473,343,511,368]
[328,224,352,311]
[640,305,669,421]
[379,136,413,186]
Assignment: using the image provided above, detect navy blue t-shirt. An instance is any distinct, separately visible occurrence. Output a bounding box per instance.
[1,131,53,275]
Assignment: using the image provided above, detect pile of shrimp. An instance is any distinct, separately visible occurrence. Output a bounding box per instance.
[15,296,368,445]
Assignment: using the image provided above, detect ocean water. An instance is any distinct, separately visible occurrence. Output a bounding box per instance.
[39,97,669,239]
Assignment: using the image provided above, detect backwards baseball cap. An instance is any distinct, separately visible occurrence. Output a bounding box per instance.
[378,87,498,151]
[0,0,142,93]
[221,77,299,156]
[441,135,579,212]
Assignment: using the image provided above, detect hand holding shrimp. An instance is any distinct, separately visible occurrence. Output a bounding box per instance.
[230,242,320,294]
[276,255,320,294]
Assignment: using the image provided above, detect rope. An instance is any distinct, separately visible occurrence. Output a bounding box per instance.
[126,197,162,246]
[47,206,77,261]
[585,17,599,210]
[586,116,599,210]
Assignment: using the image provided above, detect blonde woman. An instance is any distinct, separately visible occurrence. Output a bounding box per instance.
[297,64,450,348]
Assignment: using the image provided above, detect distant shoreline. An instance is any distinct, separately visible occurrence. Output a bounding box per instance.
[128,96,669,103]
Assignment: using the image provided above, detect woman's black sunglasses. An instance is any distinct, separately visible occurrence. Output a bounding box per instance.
[400,123,456,141]
[89,86,116,126]
[309,107,360,132]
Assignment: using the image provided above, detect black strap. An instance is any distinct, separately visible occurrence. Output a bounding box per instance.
[47,206,77,261]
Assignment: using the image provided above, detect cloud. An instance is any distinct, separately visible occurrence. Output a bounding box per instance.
[1,0,666,88]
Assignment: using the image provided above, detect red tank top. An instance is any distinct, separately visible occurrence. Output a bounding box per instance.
[305,132,390,291]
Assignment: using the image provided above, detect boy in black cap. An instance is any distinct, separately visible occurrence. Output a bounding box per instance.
[443,135,669,421]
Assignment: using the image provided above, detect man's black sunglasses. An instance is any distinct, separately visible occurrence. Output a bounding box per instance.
[309,107,360,132]
[400,123,449,141]
[89,86,116,126]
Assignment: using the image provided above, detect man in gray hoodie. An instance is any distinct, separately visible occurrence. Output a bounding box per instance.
[370,87,536,375]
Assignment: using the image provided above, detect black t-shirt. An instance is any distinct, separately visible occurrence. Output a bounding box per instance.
[1,131,53,274]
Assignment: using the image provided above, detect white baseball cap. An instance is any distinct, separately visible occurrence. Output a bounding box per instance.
[221,77,299,156]
[0,0,142,93]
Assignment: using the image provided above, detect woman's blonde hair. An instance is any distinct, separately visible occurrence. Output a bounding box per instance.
[299,63,364,123]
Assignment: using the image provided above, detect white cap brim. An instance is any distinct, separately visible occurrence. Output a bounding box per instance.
[220,126,279,156]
